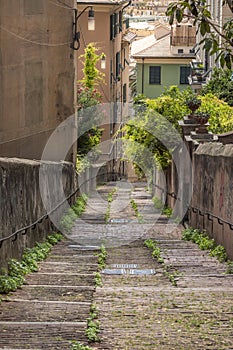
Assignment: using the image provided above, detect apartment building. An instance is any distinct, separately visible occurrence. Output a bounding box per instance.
[197,0,232,77]
[132,23,196,98]
[0,0,76,160]
[126,0,177,17]
[76,0,132,175]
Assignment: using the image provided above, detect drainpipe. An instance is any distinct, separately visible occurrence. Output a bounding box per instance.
[142,57,145,94]
[122,0,132,11]
[113,0,131,14]
[72,0,78,164]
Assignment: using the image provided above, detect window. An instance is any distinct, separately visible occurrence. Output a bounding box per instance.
[110,60,113,85]
[180,66,191,84]
[110,13,119,39]
[124,18,129,29]
[123,84,127,103]
[119,11,123,32]
[116,52,120,77]
[110,15,114,40]
[114,13,119,37]
[178,49,184,54]
[149,66,161,84]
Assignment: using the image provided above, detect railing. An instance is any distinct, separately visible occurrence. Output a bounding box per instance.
[0,185,80,248]
[152,180,233,230]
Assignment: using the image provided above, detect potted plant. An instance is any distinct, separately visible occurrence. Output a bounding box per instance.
[186,96,201,115]
[194,112,210,133]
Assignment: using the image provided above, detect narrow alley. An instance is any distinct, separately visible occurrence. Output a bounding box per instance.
[0,182,233,350]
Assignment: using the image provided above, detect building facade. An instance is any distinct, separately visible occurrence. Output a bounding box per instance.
[0,0,76,160]
[76,0,132,175]
[203,0,232,71]
[132,24,196,98]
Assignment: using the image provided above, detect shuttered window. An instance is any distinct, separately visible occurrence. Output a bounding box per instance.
[180,66,191,84]
[116,52,120,77]
[149,66,161,84]
[110,14,114,40]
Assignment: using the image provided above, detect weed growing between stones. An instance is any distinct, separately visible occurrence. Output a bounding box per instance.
[130,199,144,223]
[162,206,173,218]
[94,272,102,287]
[94,244,107,287]
[0,232,63,295]
[70,304,100,347]
[86,303,101,342]
[96,245,107,270]
[144,239,182,286]
[70,341,94,350]
[60,194,88,232]
[152,196,163,210]
[182,227,228,264]
[144,239,164,263]
[226,261,233,274]
[104,188,117,223]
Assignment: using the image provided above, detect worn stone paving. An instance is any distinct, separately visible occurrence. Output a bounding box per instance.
[92,183,233,350]
[0,182,233,349]
[0,242,100,349]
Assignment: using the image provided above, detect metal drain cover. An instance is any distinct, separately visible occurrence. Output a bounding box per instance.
[68,245,100,250]
[110,218,131,223]
[102,269,156,275]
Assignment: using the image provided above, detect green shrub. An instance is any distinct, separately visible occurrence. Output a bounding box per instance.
[0,275,18,294]
[199,94,233,134]
[152,196,163,209]
[182,227,228,264]
[0,232,63,295]
[60,194,88,232]
[70,341,93,350]
[210,245,227,262]
[162,206,173,218]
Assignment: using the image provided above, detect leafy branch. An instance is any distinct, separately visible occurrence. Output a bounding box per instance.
[166,0,233,68]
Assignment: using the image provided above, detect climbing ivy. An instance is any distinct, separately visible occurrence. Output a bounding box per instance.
[80,43,105,89]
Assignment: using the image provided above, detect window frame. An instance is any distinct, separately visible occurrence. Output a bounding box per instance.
[149,66,161,85]
[180,66,191,84]
[116,51,121,78]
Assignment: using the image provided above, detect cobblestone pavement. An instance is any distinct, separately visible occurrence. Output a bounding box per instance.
[1,182,233,349]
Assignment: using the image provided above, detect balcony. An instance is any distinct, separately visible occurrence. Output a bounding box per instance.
[188,61,207,87]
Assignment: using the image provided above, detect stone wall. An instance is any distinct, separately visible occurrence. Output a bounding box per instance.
[190,143,233,259]
[0,158,77,269]
[152,138,233,259]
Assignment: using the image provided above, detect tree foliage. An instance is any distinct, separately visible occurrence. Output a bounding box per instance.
[201,68,233,106]
[123,87,186,173]
[199,93,233,133]
[123,86,233,175]
[77,44,104,159]
[166,0,233,68]
[80,43,104,89]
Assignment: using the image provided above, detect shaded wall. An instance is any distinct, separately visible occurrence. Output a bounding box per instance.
[152,138,233,259]
[0,0,74,160]
[190,143,233,259]
[0,158,77,269]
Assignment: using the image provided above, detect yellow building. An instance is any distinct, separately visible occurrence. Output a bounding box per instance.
[76,0,133,176]
[0,0,76,160]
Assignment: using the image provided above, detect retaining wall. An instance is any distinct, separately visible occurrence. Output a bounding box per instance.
[190,143,233,259]
[0,158,77,269]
